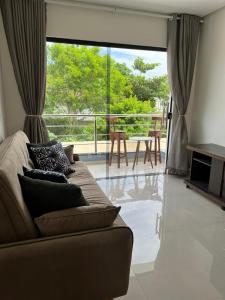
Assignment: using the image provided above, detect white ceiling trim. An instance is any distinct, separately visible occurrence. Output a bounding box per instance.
[46,0,204,22]
[46,0,172,19]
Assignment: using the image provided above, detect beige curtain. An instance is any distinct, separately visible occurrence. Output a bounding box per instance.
[0,0,49,143]
[167,14,200,175]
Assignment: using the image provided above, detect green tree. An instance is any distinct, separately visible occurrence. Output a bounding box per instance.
[46,44,134,115]
[133,57,160,74]
[110,97,155,136]
[109,59,132,104]
[46,44,107,114]
[129,76,154,102]
[148,75,170,102]
[115,62,132,76]
[148,75,170,122]
[130,57,168,104]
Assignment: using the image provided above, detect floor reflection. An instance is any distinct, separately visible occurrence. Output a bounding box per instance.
[98,175,163,270]
[86,160,165,179]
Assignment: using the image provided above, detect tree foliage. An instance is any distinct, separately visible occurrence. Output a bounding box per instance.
[45,43,170,141]
[133,57,160,74]
[46,44,107,114]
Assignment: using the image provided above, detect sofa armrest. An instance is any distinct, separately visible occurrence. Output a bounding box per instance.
[0,226,133,300]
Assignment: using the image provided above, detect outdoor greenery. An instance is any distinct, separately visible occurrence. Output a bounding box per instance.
[45,43,170,142]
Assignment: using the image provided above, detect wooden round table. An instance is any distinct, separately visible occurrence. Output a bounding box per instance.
[130,136,154,170]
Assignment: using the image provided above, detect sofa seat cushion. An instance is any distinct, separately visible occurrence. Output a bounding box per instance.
[67,161,96,185]
[68,162,111,205]
[35,204,121,236]
[79,183,112,206]
[67,161,128,229]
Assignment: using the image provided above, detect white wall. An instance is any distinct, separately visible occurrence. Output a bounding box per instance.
[0,4,167,136]
[190,7,225,145]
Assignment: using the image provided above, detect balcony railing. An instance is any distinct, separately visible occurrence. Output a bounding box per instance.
[43,113,167,155]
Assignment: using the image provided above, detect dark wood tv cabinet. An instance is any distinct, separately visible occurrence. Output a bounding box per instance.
[185,143,225,208]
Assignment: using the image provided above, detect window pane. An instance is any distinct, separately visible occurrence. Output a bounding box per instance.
[45,43,108,154]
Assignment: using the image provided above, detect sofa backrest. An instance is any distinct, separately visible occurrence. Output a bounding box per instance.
[0,131,38,244]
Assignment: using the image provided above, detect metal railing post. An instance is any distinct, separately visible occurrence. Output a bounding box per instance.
[94,116,97,154]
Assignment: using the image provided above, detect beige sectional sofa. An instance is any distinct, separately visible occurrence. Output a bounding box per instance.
[0,131,133,300]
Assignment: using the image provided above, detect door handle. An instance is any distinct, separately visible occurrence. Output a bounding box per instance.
[167,112,172,120]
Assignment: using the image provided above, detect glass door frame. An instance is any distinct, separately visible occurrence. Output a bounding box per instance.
[46,37,171,176]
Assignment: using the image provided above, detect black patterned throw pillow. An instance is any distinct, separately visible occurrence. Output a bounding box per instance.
[27,142,74,175]
[27,140,57,168]
[23,167,68,183]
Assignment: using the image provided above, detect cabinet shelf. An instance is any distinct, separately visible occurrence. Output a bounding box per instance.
[192,157,211,167]
[189,180,209,192]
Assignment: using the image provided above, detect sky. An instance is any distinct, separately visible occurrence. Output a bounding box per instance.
[109,48,167,78]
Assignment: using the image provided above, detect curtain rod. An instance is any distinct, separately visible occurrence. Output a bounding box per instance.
[45,0,204,23]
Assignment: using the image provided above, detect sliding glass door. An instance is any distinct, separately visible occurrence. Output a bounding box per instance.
[44,39,170,179]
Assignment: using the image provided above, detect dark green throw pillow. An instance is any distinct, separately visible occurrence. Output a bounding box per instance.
[18,174,89,218]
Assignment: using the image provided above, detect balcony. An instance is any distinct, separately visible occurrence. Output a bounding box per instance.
[44,113,167,178]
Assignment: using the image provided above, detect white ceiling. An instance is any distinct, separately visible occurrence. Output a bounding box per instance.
[64,0,225,17]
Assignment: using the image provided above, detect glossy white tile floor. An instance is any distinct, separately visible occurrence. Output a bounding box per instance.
[97,174,225,300]
[86,159,165,179]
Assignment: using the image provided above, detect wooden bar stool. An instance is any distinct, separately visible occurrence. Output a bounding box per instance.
[109,131,128,168]
[148,116,163,166]
[130,137,153,170]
